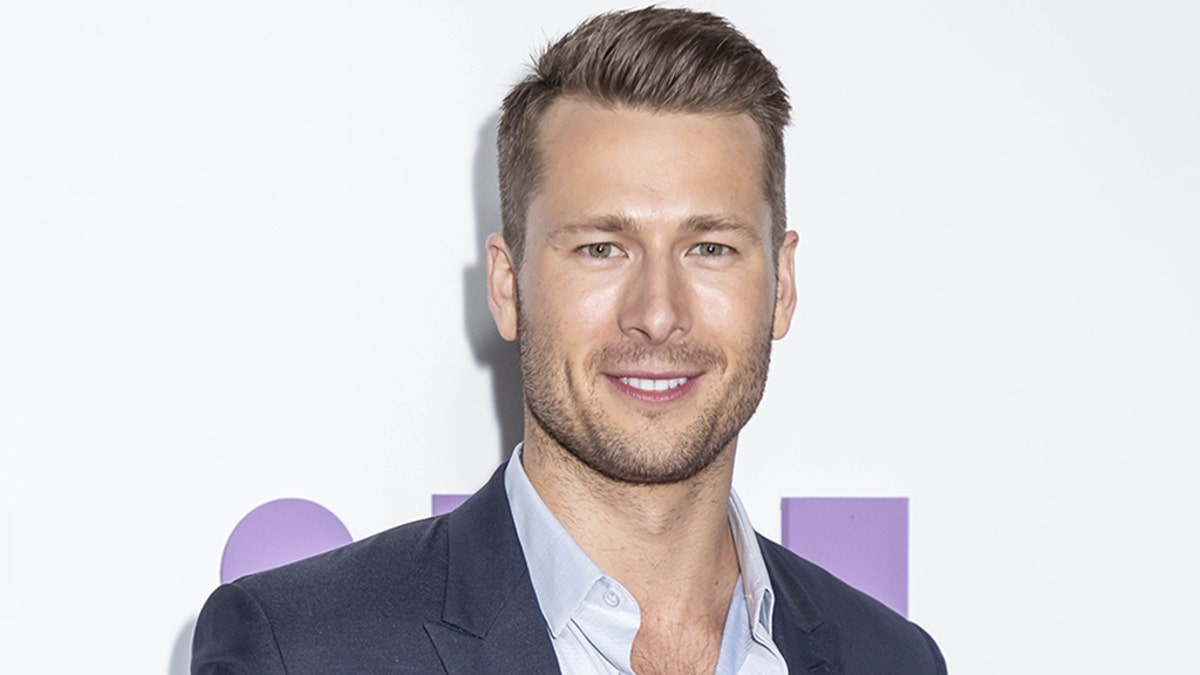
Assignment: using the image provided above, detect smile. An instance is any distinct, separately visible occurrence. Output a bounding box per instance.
[605,373,700,404]
[620,376,689,392]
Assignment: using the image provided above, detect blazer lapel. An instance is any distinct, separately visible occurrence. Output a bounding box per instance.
[760,535,843,674]
[424,464,561,675]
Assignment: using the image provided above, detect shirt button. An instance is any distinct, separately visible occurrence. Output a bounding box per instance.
[603,590,620,607]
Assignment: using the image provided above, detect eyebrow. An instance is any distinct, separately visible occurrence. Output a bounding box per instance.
[552,214,640,237]
[679,215,763,242]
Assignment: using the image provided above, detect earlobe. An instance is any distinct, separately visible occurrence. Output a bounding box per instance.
[487,233,520,341]
[772,230,800,340]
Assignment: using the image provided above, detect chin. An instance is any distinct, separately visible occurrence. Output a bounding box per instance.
[562,424,735,487]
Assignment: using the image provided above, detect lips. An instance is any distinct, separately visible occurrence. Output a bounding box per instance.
[605,373,700,403]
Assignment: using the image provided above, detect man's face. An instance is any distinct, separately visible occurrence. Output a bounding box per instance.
[488,99,798,485]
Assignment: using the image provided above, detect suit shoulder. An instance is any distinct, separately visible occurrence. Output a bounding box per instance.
[194,515,453,673]
[236,513,450,608]
[758,535,947,674]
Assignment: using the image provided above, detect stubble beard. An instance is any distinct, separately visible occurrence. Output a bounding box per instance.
[518,312,774,486]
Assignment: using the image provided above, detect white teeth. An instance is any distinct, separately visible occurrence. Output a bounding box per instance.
[620,376,688,392]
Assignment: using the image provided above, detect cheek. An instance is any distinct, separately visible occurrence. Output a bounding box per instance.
[526,278,622,351]
[566,284,622,340]
[694,288,735,334]
[693,275,773,336]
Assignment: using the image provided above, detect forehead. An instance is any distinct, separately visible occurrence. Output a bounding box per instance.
[527,99,770,237]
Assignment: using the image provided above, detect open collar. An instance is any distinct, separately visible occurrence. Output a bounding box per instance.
[421,460,843,675]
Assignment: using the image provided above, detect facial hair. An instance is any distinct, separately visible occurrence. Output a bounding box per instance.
[518,310,774,486]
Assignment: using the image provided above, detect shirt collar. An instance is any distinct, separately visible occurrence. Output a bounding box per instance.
[505,446,609,636]
[504,445,777,638]
[727,486,776,638]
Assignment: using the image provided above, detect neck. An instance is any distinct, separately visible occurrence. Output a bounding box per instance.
[520,423,740,624]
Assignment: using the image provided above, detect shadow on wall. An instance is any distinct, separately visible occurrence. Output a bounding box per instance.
[169,614,196,675]
[464,113,524,461]
[172,117,523,674]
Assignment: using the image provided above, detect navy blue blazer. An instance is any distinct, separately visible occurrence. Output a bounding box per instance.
[193,464,946,674]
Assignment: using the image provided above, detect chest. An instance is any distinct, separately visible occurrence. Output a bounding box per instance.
[629,621,723,675]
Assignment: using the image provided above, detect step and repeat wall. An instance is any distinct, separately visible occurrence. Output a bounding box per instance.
[2,1,1197,673]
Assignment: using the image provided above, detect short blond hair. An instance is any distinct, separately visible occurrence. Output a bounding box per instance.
[497,7,791,268]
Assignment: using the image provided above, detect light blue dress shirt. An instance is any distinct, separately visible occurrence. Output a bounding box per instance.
[505,447,788,674]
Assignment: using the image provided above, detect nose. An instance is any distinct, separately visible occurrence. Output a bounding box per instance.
[617,255,692,344]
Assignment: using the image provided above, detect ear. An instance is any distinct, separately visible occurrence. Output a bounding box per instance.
[487,233,520,341]
[772,230,800,340]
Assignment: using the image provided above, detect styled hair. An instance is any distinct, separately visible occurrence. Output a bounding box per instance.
[497,7,791,268]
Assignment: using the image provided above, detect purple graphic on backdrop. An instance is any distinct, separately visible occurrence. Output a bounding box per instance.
[781,497,909,616]
[217,493,911,616]
[220,498,353,584]
[432,494,470,516]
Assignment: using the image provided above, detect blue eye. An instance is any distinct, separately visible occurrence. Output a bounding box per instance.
[584,243,619,258]
[690,243,730,256]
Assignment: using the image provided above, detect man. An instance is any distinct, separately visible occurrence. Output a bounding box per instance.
[193,8,945,674]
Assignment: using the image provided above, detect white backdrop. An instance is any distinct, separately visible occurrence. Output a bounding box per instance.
[2,1,1197,672]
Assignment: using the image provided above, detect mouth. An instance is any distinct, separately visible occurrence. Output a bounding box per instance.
[620,376,689,392]
[604,373,700,404]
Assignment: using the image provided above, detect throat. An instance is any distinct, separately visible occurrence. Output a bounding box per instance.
[631,605,729,675]
[627,549,741,675]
